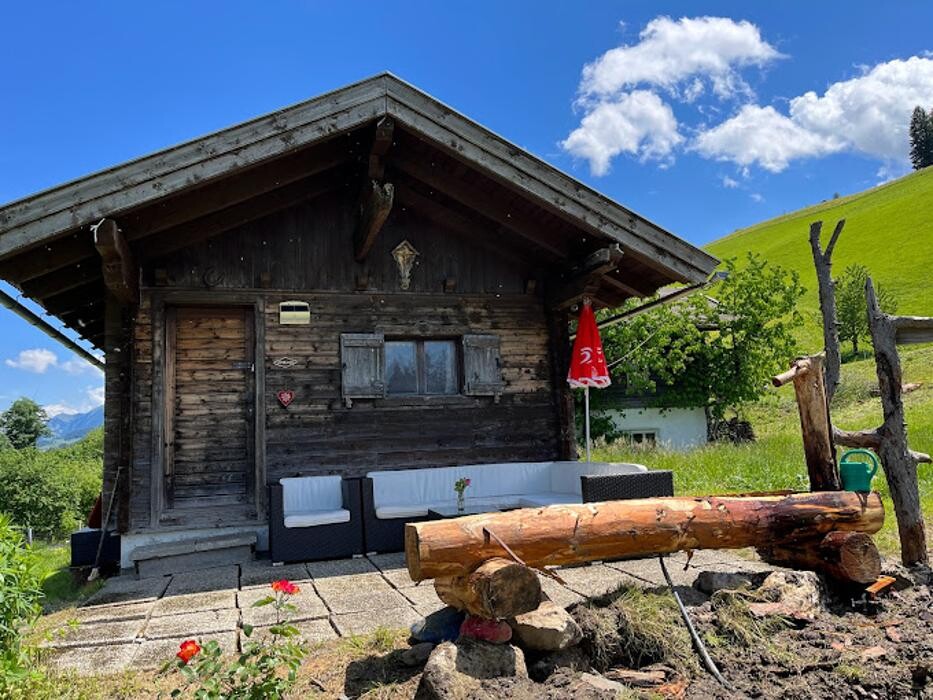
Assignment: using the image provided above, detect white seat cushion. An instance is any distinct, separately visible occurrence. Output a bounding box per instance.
[518,492,578,508]
[284,509,350,528]
[280,475,343,514]
[375,504,429,519]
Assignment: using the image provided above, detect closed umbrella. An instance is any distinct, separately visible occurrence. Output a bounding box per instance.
[567,300,611,462]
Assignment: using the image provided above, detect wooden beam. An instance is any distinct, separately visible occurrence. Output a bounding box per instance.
[40,281,102,317]
[0,235,95,284]
[20,263,99,301]
[368,116,395,179]
[547,245,624,310]
[405,491,885,581]
[892,315,933,345]
[94,219,138,305]
[353,180,394,261]
[390,153,568,258]
[601,270,652,298]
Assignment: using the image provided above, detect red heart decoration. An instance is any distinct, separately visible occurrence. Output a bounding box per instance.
[277,389,295,408]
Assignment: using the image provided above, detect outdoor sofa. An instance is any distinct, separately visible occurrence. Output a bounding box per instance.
[361,460,650,553]
[268,476,364,563]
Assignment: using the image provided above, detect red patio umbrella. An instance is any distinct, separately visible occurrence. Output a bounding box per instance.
[567,300,611,462]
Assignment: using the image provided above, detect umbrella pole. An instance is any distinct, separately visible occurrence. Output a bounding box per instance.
[584,386,591,463]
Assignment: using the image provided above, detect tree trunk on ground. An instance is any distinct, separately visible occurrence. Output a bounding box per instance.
[866,279,929,566]
[758,531,881,584]
[405,492,884,581]
[771,354,841,490]
[433,557,542,619]
[809,220,846,402]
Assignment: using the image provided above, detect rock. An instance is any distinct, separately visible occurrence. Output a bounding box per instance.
[881,559,926,589]
[748,570,823,623]
[459,615,512,643]
[509,600,582,651]
[694,570,765,595]
[528,646,590,682]
[417,637,528,700]
[575,672,628,695]
[860,645,888,661]
[603,666,668,687]
[410,606,465,644]
[400,641,434,667]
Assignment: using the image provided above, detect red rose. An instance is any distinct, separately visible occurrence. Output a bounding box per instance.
[464,479,471,486]
[176,639,201,664]
[271,579,299,595]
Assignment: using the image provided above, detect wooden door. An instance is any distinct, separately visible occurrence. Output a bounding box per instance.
[165,306,255,510]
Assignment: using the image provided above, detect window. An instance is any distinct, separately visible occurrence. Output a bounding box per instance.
[385,339,459,396]
[623,430,657,446]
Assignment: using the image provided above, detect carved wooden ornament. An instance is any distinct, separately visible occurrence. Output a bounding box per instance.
[276,389,295,408]
[391,240,419,290]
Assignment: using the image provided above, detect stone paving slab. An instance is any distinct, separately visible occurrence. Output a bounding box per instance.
[82,574,170,607]
[45,641,139,676]
[70,599,154,624]
[251,619,338,644]
[414,601,446,618]
[44,618,145,649]
[143,608,240,640]
[240,562,313,589]
[239,587,329,625]
[152,590,237,617]
[367,552,406,571]
[400,582,443,608]
[312,571,394,598]
[539,574,585,609]
[331,605,421,636]
[163,566,240,596]
[132,633,239,670]
[552,563,633,598]
[318,587,411,615]
[306,556,378,580]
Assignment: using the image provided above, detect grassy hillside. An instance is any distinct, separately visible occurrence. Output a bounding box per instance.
[706,167,933,349]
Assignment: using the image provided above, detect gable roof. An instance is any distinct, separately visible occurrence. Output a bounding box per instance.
[0,73,717,348]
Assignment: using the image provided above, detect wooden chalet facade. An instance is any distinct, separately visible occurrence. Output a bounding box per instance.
[0,75,717,559]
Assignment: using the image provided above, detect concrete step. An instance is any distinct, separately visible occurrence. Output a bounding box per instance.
[131,533,256,578]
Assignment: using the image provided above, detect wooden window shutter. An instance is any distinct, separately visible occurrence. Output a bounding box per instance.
[462,334,504,397]
[340,333,385,403]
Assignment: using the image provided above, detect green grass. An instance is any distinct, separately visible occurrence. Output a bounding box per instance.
[29,541,102,612]
[706,167,933,350]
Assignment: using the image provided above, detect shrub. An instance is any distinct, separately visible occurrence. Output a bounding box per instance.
[0,514,43,689]
[0,430,102,539]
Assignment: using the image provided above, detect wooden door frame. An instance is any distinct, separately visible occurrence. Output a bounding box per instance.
[149,290,267,528]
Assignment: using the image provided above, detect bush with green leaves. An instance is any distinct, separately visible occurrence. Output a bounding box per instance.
[836,263,898,355]
[0,429,102,539]
[0,514,43,689]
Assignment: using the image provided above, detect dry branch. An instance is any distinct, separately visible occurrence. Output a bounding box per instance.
[808,220,845,401]
[405,492,884,581]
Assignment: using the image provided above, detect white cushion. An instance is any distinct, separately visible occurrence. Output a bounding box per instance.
[283,508,350,528]
[280,476,343,514]
[518,492,578,508]
[375,504,429,519]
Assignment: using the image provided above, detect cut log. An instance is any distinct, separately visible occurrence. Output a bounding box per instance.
[434,557,541,619]
[406,492,883,581]
[758,531,881,584]
[771,354,841,491]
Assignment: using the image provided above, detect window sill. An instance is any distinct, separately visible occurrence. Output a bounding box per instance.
[373,395,482,408]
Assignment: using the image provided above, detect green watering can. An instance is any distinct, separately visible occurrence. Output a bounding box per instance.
[839,449,879,493]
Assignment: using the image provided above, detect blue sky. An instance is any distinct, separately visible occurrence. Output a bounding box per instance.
[1,1,931,415]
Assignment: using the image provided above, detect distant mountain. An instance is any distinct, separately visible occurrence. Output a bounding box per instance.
[39,406,104,449]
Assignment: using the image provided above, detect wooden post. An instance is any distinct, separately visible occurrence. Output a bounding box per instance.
[808,220,845,401]
[434,557,542,619]
[771,354,841,491]
[405,491,884,581]
[758,531,881,584]
[865,278,928,566]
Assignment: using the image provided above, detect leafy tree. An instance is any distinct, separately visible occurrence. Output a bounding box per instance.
[836,264,898,354]
[596,253,804,420]
[908,106,933,170]
[0,399,50,450]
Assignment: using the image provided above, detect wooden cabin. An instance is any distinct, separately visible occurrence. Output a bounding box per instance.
[0,74,717,565]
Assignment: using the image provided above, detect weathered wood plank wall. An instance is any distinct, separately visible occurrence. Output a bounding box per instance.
[126,195,561,531]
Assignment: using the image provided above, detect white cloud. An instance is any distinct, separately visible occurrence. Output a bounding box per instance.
[721,175,740,188]
[694,57,933,171]
[750,192,764,202]
[44,403,80,418]
[561,90,683,175]
[87,385,105,408]
[60,356,101,375]
[579,16,781,101]
[5,348,59,374]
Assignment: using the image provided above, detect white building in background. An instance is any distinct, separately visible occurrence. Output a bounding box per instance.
[595,401,709,450]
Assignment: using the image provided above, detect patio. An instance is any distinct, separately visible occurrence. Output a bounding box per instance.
[41,550,773,676]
